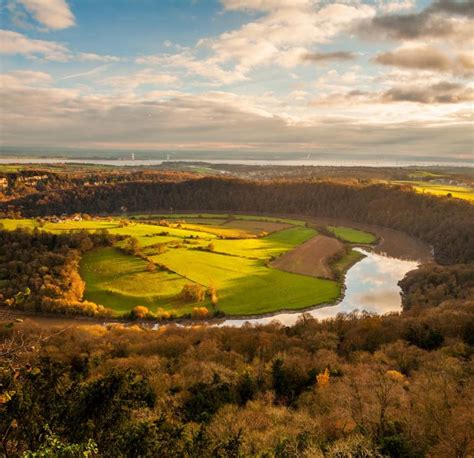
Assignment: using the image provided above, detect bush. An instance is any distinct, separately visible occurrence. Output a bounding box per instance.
[180,284,205,302]
[130,306,150,320]
[191,307,210,319]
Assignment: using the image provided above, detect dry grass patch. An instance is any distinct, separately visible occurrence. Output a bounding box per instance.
[270,235,343,279]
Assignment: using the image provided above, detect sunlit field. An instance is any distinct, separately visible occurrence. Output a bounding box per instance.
[393,181,474,203]
[0,214,379,316]
[327,226,377,244]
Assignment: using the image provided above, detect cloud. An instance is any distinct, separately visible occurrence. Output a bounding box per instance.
[377,0,415,13]
[60,65,110,81]
[430,0,474,17]
[138,2,374,84]
[382,81,474,104]
[302,51,356,63]
[136,51,248,84]
[0,70,53,87]
[221,0,312,12]
[78,53,121,63]
[0,30,121,63]
[359,11,453,40]
[205,3,373,71]
[0,29,69,60]
[18,0,75,30]
[0,75,472,158]
[102,69,179,89]
[355,0,474,42]
[310,79,474,105]
[374,45,474,76]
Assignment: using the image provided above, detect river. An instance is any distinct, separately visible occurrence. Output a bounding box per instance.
[1,157,473,168]
[217,248,418,327]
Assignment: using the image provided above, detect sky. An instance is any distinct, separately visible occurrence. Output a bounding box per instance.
[0,0,473,160]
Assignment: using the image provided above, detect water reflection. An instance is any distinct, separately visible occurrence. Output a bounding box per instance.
[220,249,418,327]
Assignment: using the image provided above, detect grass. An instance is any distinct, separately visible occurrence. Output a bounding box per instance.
[211,227,317,259]
[139,213,307,226]
[327,226,377,244]
[80,247,194,315]
[220,219,291,236]
[173,222,253,239]
[0,165,25,172]
[407,171,444,179]
[393,180,474,203]
[333,249,366,274]
[149,247,339,315]
[0,219,213,241]
[0,219,38,231]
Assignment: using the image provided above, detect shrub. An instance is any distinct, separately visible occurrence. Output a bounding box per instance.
[155,307,171,320]
[180,284,205,303]
[191,307,210,319]
[146,262,156,272]
[131,306,150,320]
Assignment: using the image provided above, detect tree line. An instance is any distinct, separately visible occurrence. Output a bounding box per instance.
[0,229,117,316]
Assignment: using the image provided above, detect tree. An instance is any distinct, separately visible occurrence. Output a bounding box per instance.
[146,262,156,272]
[180,284,205,303]
[23,425,98,458]
[131,306,150,320]
[208,285,218,307]
[191,307,210,319]
[124,237,140,256]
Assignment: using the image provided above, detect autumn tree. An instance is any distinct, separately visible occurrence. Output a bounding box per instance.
[180,284,205,303]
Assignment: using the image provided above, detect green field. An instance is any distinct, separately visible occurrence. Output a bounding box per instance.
[327,226,377,244]
[137,213,307,226]
[1,215,367,317]
[332,249,366,274]
[80,248,193,314]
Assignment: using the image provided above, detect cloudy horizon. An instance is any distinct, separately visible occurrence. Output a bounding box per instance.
[0,0,473,159]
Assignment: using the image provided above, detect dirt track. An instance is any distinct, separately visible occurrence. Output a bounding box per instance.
[270,234,343,279]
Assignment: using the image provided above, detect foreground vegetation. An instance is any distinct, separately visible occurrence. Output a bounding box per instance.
[1,297,473,457]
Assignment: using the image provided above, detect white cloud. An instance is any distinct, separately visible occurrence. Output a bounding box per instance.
[78,53,121,63]
[0,29,69,60]
[206,3,374,72]
[0,30,121,63]
[18,0,75,30]
[221,0,312,12]
[377,0,415,13]
[136,51,248,84]
[0,70,53,87]
[102,69,179,89]
[138,2,374,84]
[60,65,110,81]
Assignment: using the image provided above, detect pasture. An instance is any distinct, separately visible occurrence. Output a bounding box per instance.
[1,214,376,317]
[327,226,377,244]
[80,248,193,314]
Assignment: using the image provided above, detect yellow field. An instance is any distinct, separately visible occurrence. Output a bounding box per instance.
[393,181,474,203]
